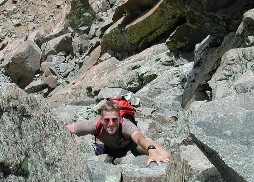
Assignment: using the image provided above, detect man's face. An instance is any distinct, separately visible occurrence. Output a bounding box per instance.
[101,110,120,135]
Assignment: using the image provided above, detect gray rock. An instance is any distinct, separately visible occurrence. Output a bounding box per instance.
[85,157,122,182]
[96,87,133,101]
[24,78,44,93]
[58,62,69,77]
[189,93,254,181]
[41,61,59,77]
[0,68,11,83]
[136,62,193,117]
[0,0,7,6]
[121,156,168,181]
[41,33,73,60]
[209,46,254,99]
[2,40,41,88]
[180,144,222,181]
[42,74,58,89]
[64,0,95,34]
[0,83,91,181]
[46,55,66,65]
[53,104,97,124]
[84,153,169,182]
[72,34,90,54]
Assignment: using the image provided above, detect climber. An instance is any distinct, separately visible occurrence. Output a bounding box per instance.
[66,99,172,166]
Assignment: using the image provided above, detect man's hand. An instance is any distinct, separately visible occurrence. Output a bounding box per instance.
[65,123,75,134]
[131,131,172,167]
[146,149,171,167]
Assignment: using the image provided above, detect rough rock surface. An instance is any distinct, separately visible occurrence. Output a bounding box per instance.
[189,93,254,181]
[0,83,90,181]
[2,40,41,88]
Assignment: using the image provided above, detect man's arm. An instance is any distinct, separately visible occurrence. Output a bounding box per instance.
[131,131,171,167]
[65,119,97,136]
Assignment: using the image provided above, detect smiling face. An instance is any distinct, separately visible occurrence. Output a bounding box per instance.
[101,110,120,135]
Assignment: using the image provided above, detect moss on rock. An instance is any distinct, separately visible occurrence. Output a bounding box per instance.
[101,0,186,54]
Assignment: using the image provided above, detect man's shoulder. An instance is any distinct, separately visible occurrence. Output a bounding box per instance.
[121,118,139,129]
[121,118,139,138]
[122,118,132,124]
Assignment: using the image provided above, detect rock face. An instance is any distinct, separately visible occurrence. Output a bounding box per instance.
[189,93,254,182]
[0,83,90,181]
[1,0,254,181]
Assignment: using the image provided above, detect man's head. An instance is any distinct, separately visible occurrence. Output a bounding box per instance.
[100,100,121,135]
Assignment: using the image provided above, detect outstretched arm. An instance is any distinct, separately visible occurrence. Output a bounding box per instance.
[131,131,172,167]
[65,119,96,136]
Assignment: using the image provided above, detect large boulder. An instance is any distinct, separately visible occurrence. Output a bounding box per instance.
[0,83,90,181]
[209,46,254,99]
[189,93,254,182]
[101,0,186,54]
[41,33,73,60]
[208,8,254,100]
[2,40,41,89]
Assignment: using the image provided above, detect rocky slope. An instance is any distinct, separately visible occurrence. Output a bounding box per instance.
[1,0,254,181]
